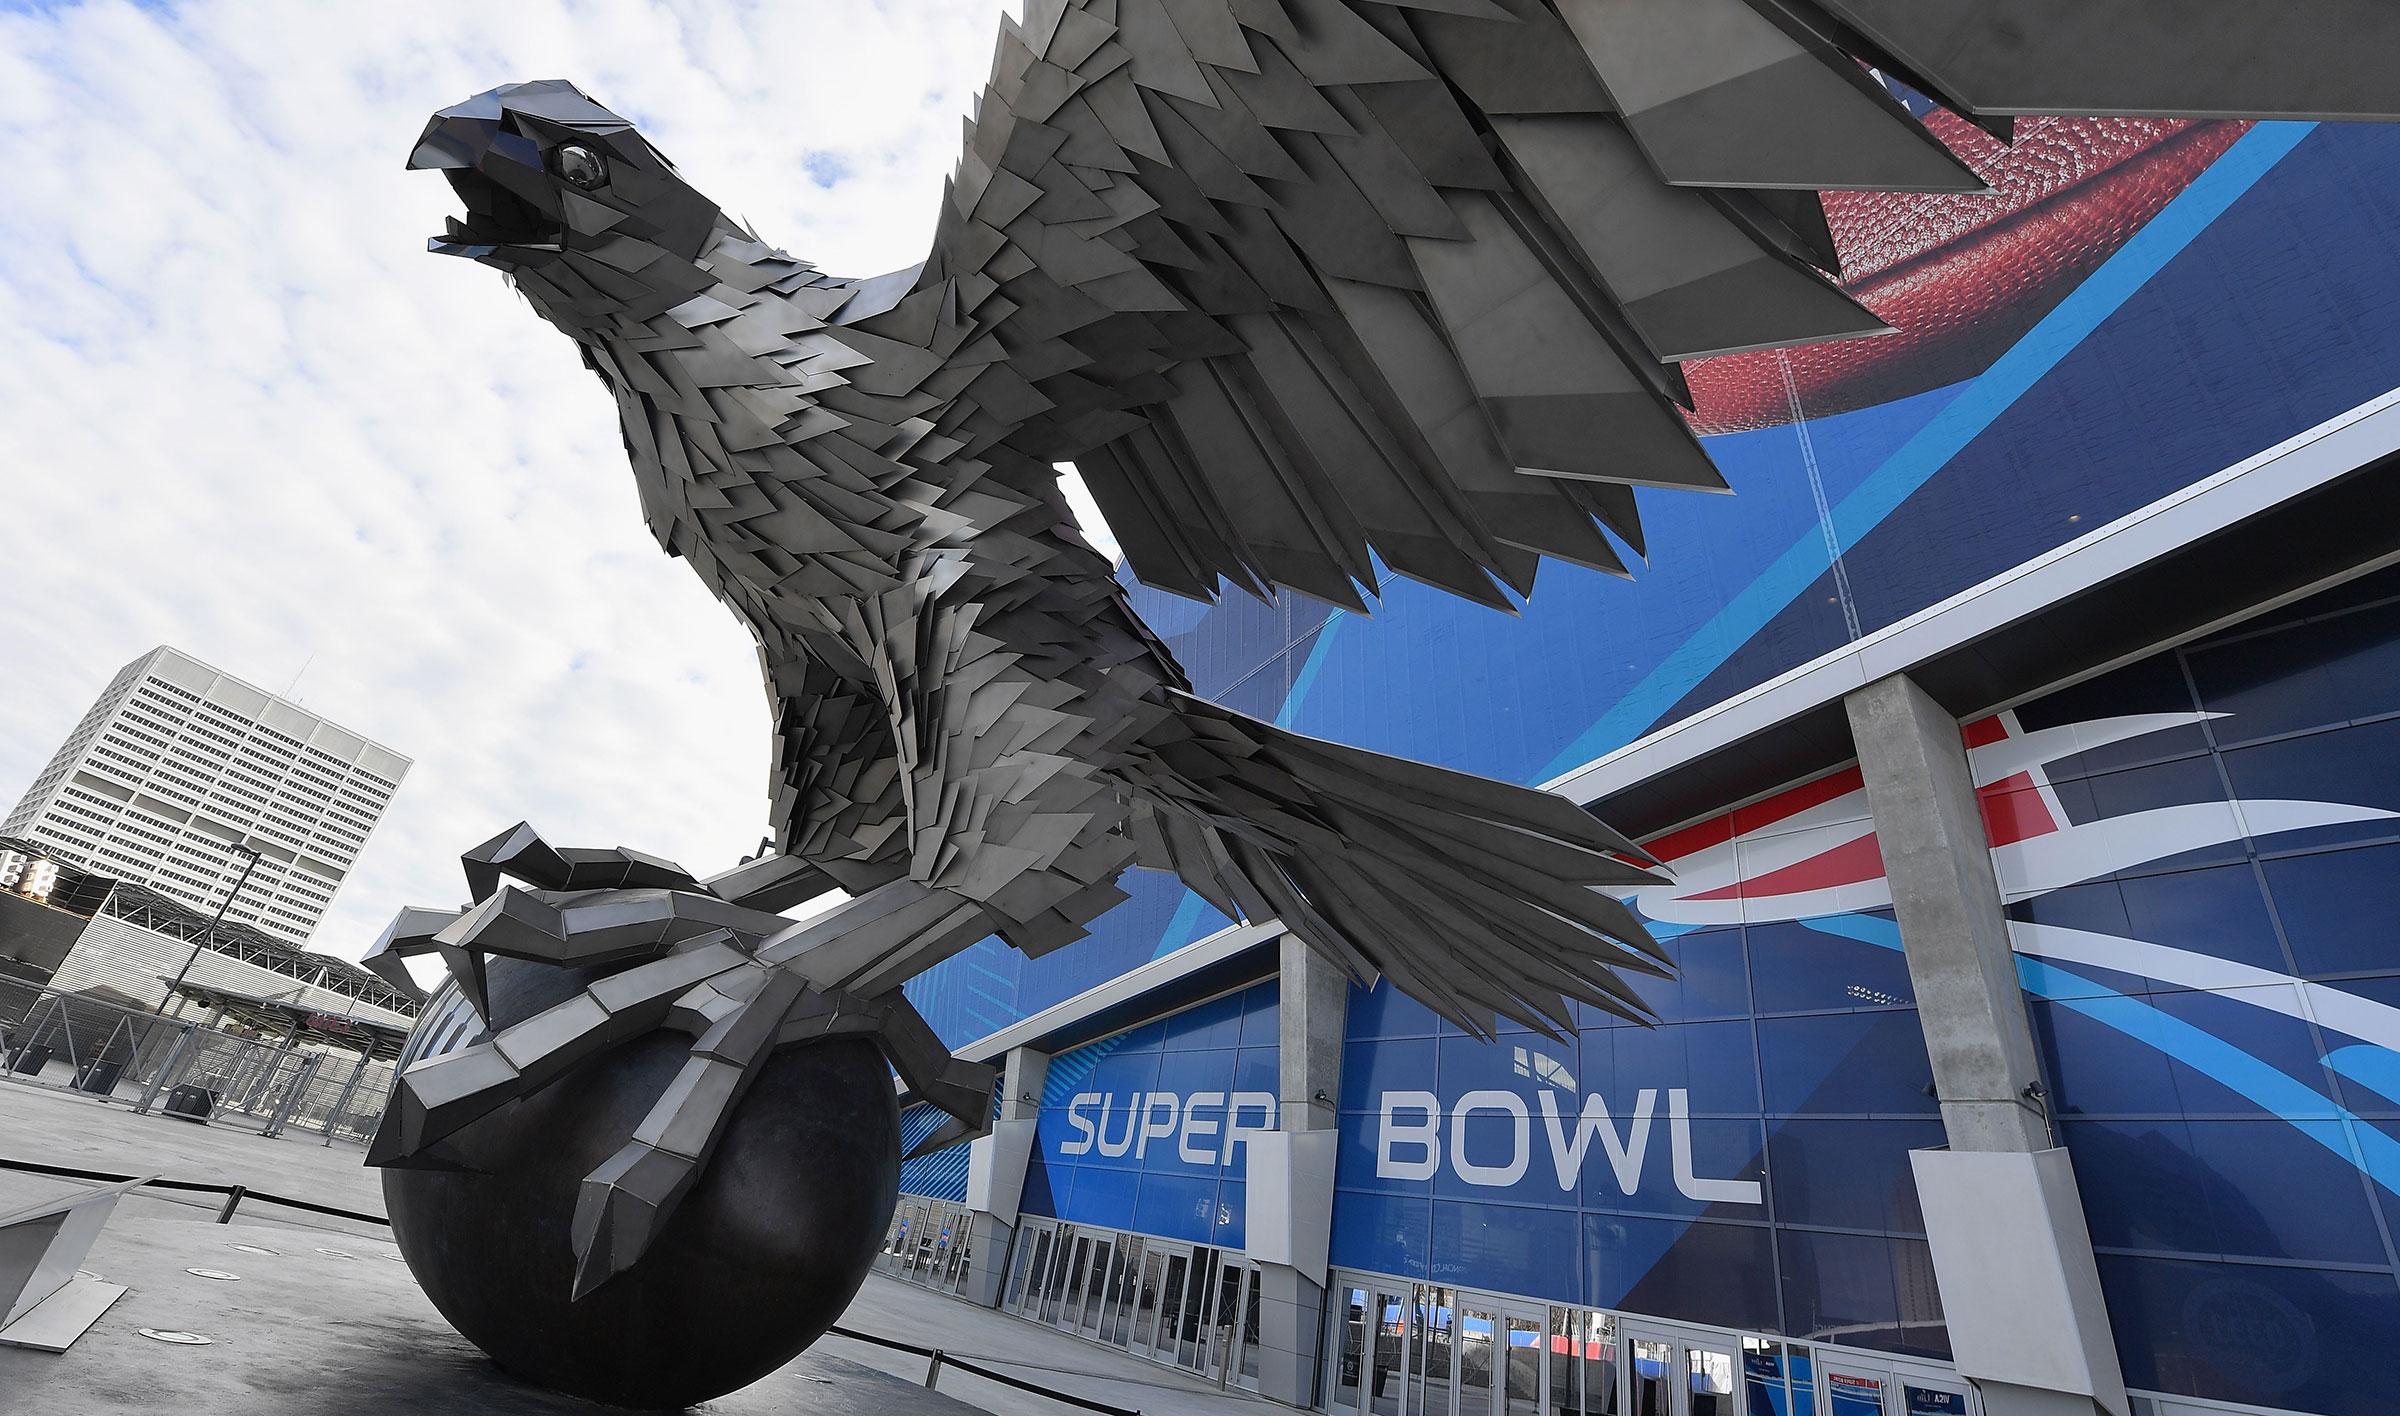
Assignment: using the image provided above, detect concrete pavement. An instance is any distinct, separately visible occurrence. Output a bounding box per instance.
[0,1074,1282,1415]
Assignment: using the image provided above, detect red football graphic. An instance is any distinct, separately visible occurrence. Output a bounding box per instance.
[1683,116,2252,434]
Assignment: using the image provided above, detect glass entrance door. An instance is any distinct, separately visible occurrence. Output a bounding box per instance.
[1076,1236,1112,1334]
[1501,1310,1545,1416]
[1015,1224,1055,1316]
[1369,1288,1408,1416]
[1624,1328,1737,1416]
[1548,1307,1618,1415]
[1683,1342,1737,1416]
[1133,1250,1169,1355]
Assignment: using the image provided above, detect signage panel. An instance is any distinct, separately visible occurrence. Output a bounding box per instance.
[1019,982,1278,1249]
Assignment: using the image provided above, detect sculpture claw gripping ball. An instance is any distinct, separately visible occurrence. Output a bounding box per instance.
[375,7,2400,1404]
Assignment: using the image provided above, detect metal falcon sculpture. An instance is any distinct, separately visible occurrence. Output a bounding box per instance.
[372,0,2400,1306]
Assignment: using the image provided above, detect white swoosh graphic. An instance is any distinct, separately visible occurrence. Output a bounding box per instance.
[2010,921,2400,1053]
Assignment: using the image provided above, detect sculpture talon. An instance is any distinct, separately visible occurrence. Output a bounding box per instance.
[372,825,999,1300]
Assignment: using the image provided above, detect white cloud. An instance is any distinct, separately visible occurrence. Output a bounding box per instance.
[0,0,1073,963]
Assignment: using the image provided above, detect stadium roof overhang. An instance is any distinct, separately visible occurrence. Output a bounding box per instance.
[1549,387,2400,841]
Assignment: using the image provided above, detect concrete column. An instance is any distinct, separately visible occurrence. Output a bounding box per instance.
[1846,674,2127,1416]
[961,1045,1048,1308]
[1251,932,1347,1408]
[1846,673,2048,1153]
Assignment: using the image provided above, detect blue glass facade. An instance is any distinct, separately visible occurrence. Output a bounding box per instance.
[907,119,2400,1056]
[1998,572,2400,1416]
[1018,982,1282,1251]
[1330,953,1947,1356]
[891,113,2400,1416]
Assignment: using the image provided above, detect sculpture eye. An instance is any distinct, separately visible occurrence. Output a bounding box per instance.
[554,143,608,191]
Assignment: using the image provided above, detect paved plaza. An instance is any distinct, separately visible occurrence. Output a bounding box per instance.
[0,1078,1269,1415]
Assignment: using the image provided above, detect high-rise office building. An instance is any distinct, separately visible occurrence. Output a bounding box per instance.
[1,647,409,943]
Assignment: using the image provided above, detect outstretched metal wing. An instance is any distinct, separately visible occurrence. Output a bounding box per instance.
[850,0,2400,611]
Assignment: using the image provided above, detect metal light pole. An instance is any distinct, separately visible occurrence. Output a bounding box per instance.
[155,843,265,1016]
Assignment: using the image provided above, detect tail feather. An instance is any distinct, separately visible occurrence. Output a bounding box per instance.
[1153,693,1673,1038]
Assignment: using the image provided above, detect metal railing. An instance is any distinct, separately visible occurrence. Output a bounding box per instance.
[0,977,393,1144]
[828,1323,1143,1415]
[0,1156,389,1227]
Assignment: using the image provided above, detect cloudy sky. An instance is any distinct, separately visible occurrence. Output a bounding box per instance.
[0,0,1113,961]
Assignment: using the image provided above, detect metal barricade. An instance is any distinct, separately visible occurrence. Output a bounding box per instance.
[0,983,397,1145]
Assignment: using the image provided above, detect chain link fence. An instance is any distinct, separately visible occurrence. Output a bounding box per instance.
[0,975,395,1144]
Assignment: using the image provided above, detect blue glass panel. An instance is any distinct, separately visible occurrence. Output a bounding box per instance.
[2327,1036,2400,1119]
[1132,1173,1221,1246]
[1163,991,1245,1050]
[2262,844,2400,977]
[1600,1021,1763,1115]
[1437,1095,1538,1202]
[2039,724,2217,786]
[1586,1213,1779,1333]
[2059,1119,2220,1256]
[1646,930,1753,1022]
[2353,1117,2400,1241]
[1342,1037,1438,1115]
[1231,1046,1278,1098]
[1434,1201,1580,1305]
[2223,717,2400,837]
[1330,1189,1433,1281]
[1348,979,1441,1039]
[1337,1092,1437,1197]
[1154,1046,1237,1103]
[1747,918,1916,1015]
[2148,988,2341,1118]
[1764,1120,1943,1234]
[2064,1117,2385,1263]
[2187,599,2400,746]
[2008,881,2136,951]
[1777,1230,1948,1359]
[1213,1180,1246,1249]
[1020,1155,1064,1218]
[1237,981,1281,1046]
[1086,1045,1165,1103]
[2027,996,2185,1116]
[2043,863,2289,973]
[2012,652,2196,742]
[1438,1033,1561,1098]
[2013,866,2289,984]
[1755,1013,1937,1117]
[2116,866,2285,974]
[1578,1117,1766,1222]
[2097,1254,2400,1415]
[1142,1079,1232,1176]
[1066,1165,1141,1231]
[2044,752,2229,835]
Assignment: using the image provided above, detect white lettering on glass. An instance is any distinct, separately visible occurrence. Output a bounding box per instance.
[1449,1090,1530,1187]
[1222,1090,1278,1164]
[1180,1091,1226,1164]
[1377,1090,1441,1180]
[1669,1089,1762,1204]
[1135,1093,1182,1159]
[1060,1093,1100,1156]
[1538,1089,1656,1193]
[1095,1093,1142,1157]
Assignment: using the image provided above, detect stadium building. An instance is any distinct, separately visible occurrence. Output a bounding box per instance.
[875,117,2400,1416]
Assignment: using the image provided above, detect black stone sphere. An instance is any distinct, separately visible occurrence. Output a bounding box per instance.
[381,957,901,1410]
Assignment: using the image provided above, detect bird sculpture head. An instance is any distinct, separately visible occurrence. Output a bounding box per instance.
[407,80,720,268]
